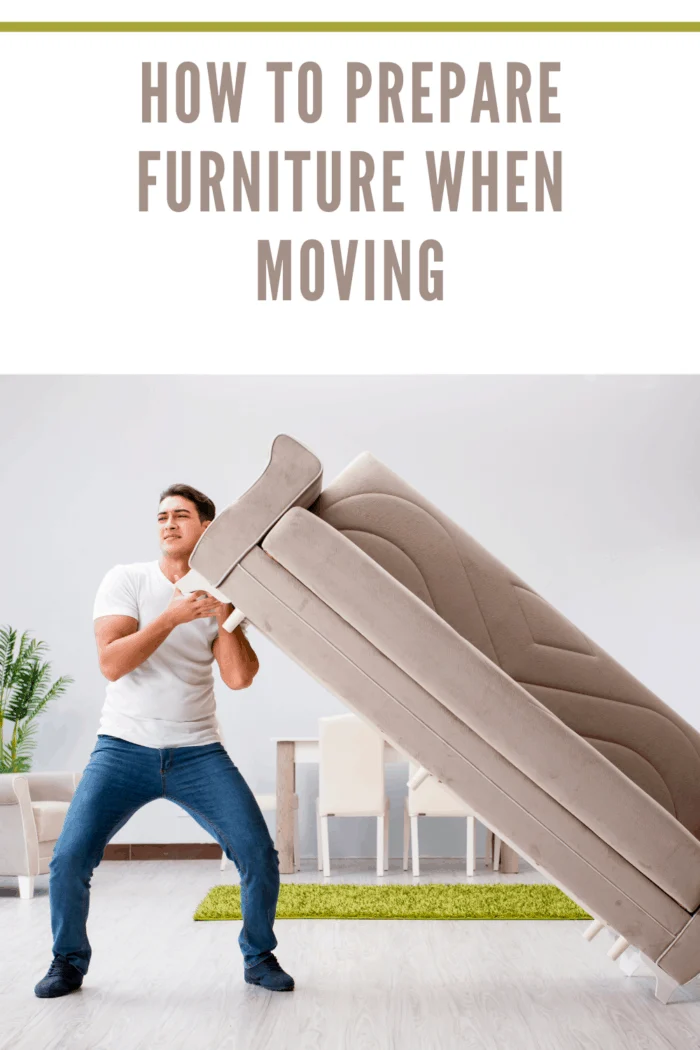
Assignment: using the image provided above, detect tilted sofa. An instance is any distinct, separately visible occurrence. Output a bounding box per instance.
[184,434,700,1002]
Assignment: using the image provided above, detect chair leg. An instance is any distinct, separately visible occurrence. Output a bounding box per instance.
[316,799,323,871]
[220,849,227,872]
[18,876,35,899]
[384,799,390,871]
[411,815,420,878]
[466,815,475,877]
[293,806,301,872]
[402,800,410,871]
[321,814,331,878]
[376,815,385,877]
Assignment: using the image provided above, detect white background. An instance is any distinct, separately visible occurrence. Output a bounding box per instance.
[0,8,698,372]
[1,375,698,853]
[0,10,698,852]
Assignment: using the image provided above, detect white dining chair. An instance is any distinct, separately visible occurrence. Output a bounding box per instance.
[317,713,389,878]
[220,792,301,872]
[403,762,500,877]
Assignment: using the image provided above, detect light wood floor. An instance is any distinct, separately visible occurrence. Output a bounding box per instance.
[1,859,699,1050]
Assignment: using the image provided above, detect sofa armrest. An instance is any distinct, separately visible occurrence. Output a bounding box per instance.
[261,506,700,911]
[0,774,39,877]
[24,771,80,803]
[189,434,322,589]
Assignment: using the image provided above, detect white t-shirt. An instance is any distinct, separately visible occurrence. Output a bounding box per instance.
[93,561,222,748]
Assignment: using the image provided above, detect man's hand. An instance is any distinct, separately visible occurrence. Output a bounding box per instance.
[211,599,235,628]
[166,588,222,627]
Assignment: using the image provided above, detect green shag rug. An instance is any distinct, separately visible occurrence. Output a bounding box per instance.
[193,883,590,921]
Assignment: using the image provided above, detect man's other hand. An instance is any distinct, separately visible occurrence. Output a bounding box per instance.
[166,588,221,626]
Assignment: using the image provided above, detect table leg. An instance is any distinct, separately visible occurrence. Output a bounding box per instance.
[499,842,520,874]
[484,829,495,870]
[484,829,519,873]
[276,742,296,875]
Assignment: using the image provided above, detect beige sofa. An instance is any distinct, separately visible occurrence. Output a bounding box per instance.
[188,434,700,1002]
[0,772,80,898]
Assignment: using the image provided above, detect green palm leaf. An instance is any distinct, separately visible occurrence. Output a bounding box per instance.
[8,722,39,773]
[24,674,73,724]
[6,660,52,723]
[0,625,18,700]
[0,624,71,773]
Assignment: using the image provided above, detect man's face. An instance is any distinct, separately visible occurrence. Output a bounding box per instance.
[157,496,210,558]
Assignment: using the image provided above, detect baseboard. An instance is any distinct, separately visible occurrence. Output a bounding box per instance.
[103,843,222,860]
[102,845,493,862]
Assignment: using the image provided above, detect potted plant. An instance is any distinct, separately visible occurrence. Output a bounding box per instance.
[0,625,73,774]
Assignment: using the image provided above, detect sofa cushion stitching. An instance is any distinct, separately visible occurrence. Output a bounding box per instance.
[323,492,501,664]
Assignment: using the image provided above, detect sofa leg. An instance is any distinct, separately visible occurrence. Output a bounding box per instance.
[607,935,629,961]
[583,918,606,942]
[18,876,35,899]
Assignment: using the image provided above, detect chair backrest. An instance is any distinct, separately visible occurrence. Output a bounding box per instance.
[407,762,473,817]
[319,713,385,815]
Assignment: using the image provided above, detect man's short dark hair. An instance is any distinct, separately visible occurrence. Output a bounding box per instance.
[159,484,216,523]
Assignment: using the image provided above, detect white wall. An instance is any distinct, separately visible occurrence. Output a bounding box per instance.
[1,375,698,857]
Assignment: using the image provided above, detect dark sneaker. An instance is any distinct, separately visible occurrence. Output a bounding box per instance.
[34,956,84,998]
[244,954,295,991]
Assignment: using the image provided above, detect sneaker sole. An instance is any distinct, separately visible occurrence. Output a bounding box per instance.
[244,976,294,991]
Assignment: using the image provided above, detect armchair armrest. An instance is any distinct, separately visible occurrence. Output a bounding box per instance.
[0,774,39,876]
[24,771,81,803]
[0,774,22,806]
[261,506,700,912]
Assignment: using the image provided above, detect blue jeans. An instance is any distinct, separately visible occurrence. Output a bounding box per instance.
[49,734,280,974]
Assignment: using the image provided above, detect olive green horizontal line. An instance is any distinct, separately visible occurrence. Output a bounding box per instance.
[0,21,699,33]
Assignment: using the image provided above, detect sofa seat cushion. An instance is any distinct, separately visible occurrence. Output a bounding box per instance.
[32,801,69,842]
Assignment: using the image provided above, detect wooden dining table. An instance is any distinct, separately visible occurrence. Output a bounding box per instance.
[272,737,519,875]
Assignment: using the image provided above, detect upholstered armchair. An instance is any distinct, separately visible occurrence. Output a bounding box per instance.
[0,771,80,898]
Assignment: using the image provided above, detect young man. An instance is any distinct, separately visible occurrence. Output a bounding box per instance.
[34,484,293,998]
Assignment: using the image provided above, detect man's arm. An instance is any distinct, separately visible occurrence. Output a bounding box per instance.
[95,590,221,682]
[212,606,259,690]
